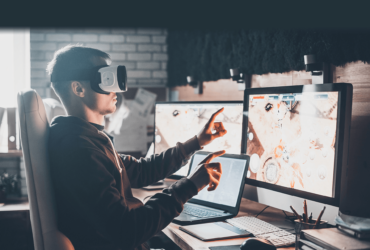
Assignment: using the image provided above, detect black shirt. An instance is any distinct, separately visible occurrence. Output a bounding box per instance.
[49,116,200,250]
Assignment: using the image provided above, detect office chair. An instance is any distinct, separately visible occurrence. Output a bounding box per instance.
[17,89,74,250]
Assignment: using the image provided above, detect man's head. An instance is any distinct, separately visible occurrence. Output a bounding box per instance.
[46,45,118,118]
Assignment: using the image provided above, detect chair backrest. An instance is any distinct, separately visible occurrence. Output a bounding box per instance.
[17,89,74,250]
[42,98,66,123]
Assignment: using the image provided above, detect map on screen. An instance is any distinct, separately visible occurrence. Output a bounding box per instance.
[155,102,243,176]
[246,92,338,198]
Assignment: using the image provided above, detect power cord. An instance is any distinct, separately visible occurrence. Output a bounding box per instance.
[255,206,270,218]
[255,206,298,221]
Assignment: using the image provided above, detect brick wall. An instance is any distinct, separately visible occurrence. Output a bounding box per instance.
[30,28,168,98]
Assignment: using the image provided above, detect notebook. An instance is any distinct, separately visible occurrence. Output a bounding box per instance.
[301,228,370,250]
[180,221,251,241]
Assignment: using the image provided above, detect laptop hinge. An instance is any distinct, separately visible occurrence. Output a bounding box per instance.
[187,202,231,214]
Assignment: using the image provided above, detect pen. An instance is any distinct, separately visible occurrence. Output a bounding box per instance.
[308,212,312,223]
[302,213,307,223]
[303,200,308,223]
[313,206,326,229]
[290,205,303,222]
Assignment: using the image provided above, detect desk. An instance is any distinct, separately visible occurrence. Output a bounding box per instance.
[0,199,30,227]
[132,180,296,250]
[2,183,296,249]
[0,201,29,212]
[0,200,33,249]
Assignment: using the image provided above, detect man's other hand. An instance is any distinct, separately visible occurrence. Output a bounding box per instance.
[197,108,227,148]
[188,150,225,192]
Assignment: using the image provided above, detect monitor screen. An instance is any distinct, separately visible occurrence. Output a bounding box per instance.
[155,102,243,176]
[246,91,338,198]
[189,153,247,207]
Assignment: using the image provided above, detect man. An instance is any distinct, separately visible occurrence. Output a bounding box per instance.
[47,45,227,250]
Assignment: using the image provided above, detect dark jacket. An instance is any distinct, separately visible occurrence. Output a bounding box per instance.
[49,116,200,250]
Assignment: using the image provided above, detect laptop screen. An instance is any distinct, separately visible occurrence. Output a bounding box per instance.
[189,153,247,208]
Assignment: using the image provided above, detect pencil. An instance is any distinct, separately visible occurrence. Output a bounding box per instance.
[290,205,303,222]
[313,206,326,229]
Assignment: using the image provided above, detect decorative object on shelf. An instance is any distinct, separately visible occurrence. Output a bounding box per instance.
[0,170,19,203]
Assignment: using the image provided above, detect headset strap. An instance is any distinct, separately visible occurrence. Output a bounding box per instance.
[50,65,107,82]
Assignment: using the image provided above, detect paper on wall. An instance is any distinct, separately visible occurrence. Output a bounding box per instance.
[113,113,147,154]
[129,88,157,119]
[107,88,157,154]
[105,97,131,135]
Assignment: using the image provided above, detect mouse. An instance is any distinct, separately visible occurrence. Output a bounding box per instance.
[240,237,276,250]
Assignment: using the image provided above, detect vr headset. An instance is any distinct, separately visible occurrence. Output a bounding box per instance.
[50,65,127,94]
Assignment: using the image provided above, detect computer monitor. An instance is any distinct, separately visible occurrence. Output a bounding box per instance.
[242,83,352,220]
[154,101,244,178]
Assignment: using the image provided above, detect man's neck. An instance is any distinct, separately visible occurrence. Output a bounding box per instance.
[67,105,104,125]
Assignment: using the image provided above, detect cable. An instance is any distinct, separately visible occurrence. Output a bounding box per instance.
[282,210,289,218]
[282,209,298,222]
[143,195,153,203]
[255,206,270,218]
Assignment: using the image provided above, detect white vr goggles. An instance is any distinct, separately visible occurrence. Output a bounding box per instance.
[50,65,127,94]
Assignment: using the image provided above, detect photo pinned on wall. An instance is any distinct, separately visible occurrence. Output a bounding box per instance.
[106,88,157,154]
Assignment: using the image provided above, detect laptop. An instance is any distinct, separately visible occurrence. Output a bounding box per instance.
[173,151,249,225]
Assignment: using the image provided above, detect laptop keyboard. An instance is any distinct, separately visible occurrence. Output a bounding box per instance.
[183,204,225,218]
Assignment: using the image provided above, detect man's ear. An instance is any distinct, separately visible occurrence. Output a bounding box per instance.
[71,81,85,98]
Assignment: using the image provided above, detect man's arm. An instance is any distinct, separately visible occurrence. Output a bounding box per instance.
[53,148,198,250]
[121,136,201,188]
[122,107,227,188]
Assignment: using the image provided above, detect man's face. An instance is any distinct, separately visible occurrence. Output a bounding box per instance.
[82,57,117,116]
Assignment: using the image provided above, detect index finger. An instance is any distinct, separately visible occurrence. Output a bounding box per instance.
[209,107,224,124]
[200,150,226,164]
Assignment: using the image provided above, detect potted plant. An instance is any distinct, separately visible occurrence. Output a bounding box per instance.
[0,170,19,203]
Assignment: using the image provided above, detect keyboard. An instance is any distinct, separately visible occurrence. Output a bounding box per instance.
[226,216,296,247]
[183,204,224,218]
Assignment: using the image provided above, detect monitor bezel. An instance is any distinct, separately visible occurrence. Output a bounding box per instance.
[186,151,249,215]
[242,83,352,207]
[154,101,244,179]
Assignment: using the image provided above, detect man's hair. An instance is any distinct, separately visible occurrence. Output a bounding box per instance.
[46,44,110,103]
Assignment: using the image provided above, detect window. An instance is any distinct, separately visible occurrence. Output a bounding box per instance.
[0,29,30,107]
[0,29,30,150]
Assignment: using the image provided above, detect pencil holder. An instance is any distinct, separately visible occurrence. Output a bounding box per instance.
[294,219,328,230]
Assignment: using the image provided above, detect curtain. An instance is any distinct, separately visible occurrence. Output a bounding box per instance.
[167,29,370,86]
